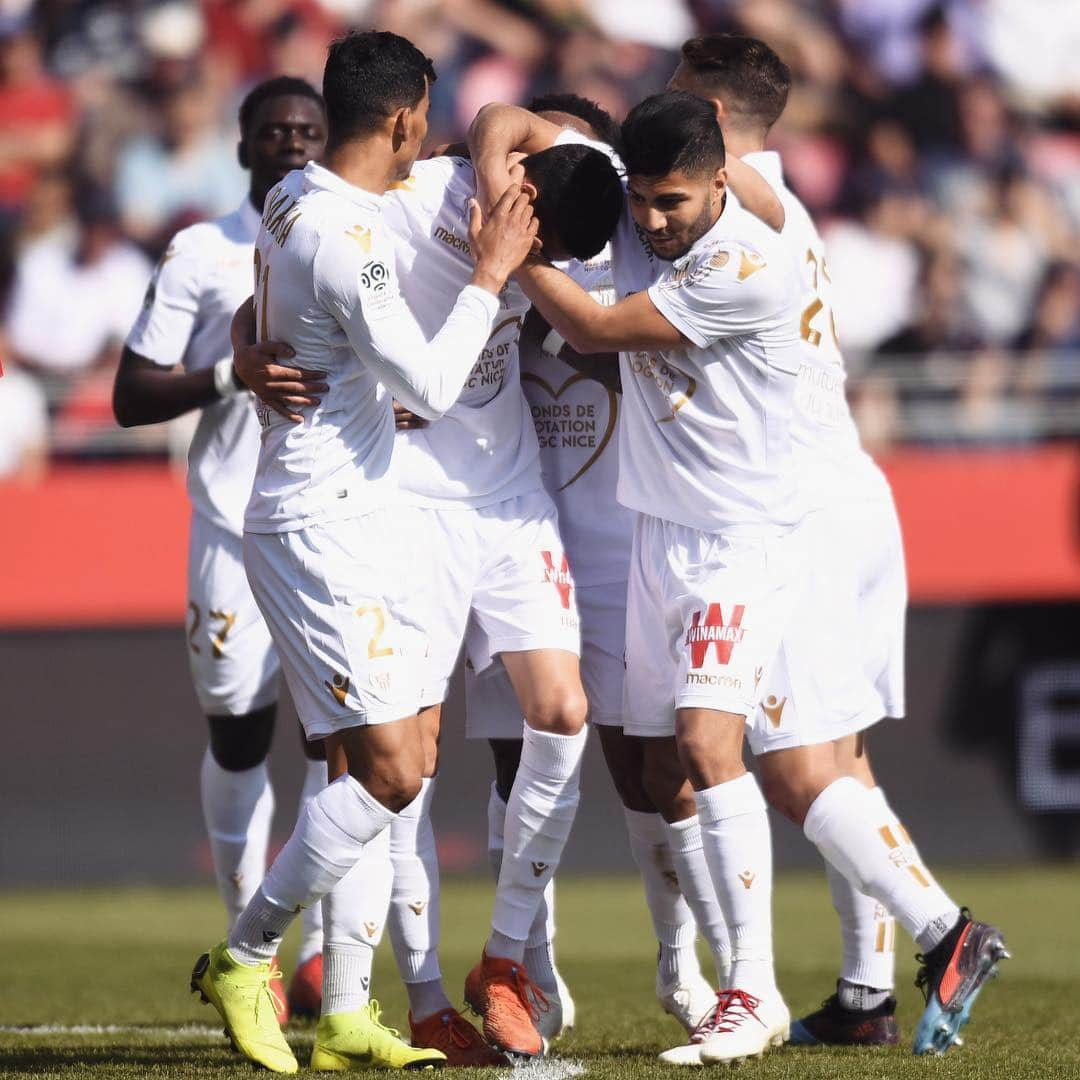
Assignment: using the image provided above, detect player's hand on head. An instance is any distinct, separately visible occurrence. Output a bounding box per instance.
[233,339,328,424]
[473,151,525,214]
[392,400,428,430]
[467,184,539,295]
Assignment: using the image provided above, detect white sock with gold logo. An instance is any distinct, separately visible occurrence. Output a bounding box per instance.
[804,778,959,953]
[200,748,274,928]
[322,828,391,1015]
[694,772,776,998]
[296,758,328,966]
[487,725,587,962]
[386,778,454,1021]
[825,787,896,996]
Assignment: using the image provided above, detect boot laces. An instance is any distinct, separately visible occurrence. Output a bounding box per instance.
[267,965,287,1020]
[442,1011,481,1050]
[692,989,765,1040]
[496,964,550,1023]
[366,1000,403,1040]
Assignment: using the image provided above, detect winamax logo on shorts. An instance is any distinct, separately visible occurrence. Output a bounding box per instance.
[541,551,574,610]
[685,604,746,668]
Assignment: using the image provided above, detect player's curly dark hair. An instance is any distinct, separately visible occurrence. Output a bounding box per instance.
[238,76,324,136]
[523,144,623,261]
[323,30,436,146]
[620,92,725,179]
[679,34,791,132]
[528,93,622,152]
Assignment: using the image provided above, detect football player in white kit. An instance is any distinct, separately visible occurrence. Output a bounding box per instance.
[667,34,1008,1059]
[236,130,625,1062]
[470,91,812,1064]
[113,77,330,1021]
[462,94,732,1041]
[188,31,537,1075]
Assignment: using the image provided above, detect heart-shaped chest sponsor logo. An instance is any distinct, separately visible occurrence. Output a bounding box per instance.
[627,352,696,423]
[522,371,618,489]
[460,315,522,406]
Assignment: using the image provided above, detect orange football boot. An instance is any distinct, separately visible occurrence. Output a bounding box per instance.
[409,1008,506,1066]
[467,951,548,1059]
[286,953,322,1020]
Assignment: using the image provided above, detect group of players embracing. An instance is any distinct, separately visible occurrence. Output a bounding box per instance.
[113,25,1009,1075]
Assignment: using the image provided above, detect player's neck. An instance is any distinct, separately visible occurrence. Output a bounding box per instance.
[721,128,765,160]
[325,140,400,197]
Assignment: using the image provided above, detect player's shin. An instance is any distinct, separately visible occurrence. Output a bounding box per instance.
[296,758,329,965]
[803,777,959,952]
[201,747,275,927]
[228,773,396,965]
[662,815,733,986]
[624,809,703,985]
[387,777,454,1021]
[825,788,897,1002]
[487,725,588,962]
[693,772,777,998]
[322,828,392,1015]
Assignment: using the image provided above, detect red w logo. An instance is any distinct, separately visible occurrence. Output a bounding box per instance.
[685,604,746,668]
[541,551,573,610]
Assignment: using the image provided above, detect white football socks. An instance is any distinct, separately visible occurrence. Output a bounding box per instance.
[623,808,703,987]
[387,777,454,1021]
[803,777,959,954]
[228,773,396,965]
[825,786,897,996]
[296,758,328,965]
[200,747,275,927]
[486,782,506,878]
[487,725,587,963]
[524,882,559,995]
[322,826,392,1015]
[694,773,776,998]
[662,815,733,986]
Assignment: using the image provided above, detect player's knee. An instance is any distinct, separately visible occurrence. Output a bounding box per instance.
[524,684,588,736]
[207,705,276,771]
[676,729,741,790]
[363,767,424,813]
[641,748,692,820]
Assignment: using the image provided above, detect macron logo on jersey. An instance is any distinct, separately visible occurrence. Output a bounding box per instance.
[685,604,746,668]
[541,551,574,610]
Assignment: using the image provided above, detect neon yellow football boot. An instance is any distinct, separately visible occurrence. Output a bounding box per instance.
[310,1001,447,1070]
[190,942,297,1074]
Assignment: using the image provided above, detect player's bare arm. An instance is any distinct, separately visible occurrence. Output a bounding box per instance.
[518,259,689,354]
[231,296,327,423]
[522,307,621,393]
[112,346,227,428]
[468,103,564,210]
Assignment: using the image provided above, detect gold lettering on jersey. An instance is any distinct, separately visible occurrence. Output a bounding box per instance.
[463,315,520,400]
[434,225,471,255]
[709,251,729,269]
[262,190,301,247]
[345,225,373,252]
[628,352,696,423]
[524,371,618,489]
[737,250,766,281]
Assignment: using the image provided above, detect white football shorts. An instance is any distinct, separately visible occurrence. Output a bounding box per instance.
[243,507,431,740]
[419,488,581,708]
[464,580,627,739]
[747,496,907,755]
[621,513,807,738]
[187,513,279,716]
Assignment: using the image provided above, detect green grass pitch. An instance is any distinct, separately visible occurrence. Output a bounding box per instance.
[2,866,1077,1079]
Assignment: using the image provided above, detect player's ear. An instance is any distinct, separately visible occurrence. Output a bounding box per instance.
[713,165,727,202]
[391,106,410,150]
[521,180,538,201]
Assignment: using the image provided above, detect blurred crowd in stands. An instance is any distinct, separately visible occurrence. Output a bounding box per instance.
[1,0,1079,478]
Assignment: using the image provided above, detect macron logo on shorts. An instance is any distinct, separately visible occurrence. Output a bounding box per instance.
[685,604,746,668]
[541,551,574,610]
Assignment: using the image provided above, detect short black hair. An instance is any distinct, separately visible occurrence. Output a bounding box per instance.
[239,76,323,137]
[528,92,622,150]
[679,34,791,132]
[323,30,436,145]
[522,144,622,261]
[620,92,725,179]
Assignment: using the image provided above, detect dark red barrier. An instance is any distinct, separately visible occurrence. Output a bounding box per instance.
[1,447,1079,626]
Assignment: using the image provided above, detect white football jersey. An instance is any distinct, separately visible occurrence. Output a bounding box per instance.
[384,156,540,508]
[522,247,634,587]
[125,199,262,535]
[742,151,890,506]
[611,193,805,532]
[244,162,500,534]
